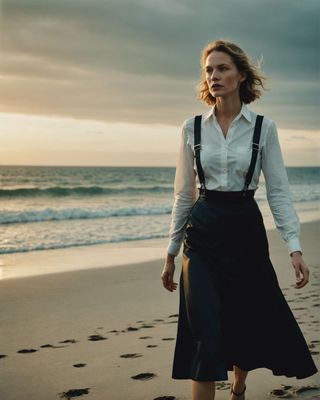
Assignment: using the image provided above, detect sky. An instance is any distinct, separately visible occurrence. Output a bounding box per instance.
[0,0,319,167]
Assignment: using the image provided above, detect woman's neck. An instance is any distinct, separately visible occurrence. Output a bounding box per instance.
[214,97,242,121]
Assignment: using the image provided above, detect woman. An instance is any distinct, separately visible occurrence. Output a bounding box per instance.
[161,40,318,400]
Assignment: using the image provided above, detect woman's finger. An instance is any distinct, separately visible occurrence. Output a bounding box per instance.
[294,264,309,288]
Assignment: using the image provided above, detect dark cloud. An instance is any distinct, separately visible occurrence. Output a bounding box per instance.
[1,0,319,128]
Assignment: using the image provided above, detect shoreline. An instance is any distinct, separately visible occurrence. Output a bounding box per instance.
[1,218,319,281]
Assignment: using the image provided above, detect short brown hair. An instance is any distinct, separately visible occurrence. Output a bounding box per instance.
[196,39,267,105]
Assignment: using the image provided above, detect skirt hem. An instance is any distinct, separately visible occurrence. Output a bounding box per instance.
[171,363,319,381]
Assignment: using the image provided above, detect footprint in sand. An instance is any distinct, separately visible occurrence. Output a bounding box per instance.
[120,353,143,358]
[294,385,320,394]
[73,363,87,368]
[59,339,78,344]
[216,382,232,390]
[17,348,38,354]
[131,372,156,380]
[139,336,153,339]
[168,314,179,318]
[127,326,139,331]
[153,319,165,322]
[59,388,90,398]
[269,384,320,398]
[0,354,7,358]
[153,397,176,400]
[88,334,107,341]
[161,337,175,341]
[146,345,158,348]
[269,387,293,398]
[140,324,155,329]
[40,344,68,349]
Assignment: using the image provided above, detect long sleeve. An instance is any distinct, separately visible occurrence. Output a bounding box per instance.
[166,120,197,256]
[261,120,302,255]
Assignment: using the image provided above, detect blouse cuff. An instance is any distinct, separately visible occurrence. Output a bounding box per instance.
[166,240,182,257]
[287,237,302,256]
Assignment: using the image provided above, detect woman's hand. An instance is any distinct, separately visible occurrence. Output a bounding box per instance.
[291,251,309,289]
[161,254,178,292]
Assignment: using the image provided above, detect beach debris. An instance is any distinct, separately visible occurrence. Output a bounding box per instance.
[131,372,156,380]
[73,363,86,368]
[87,334,107,341]
[17,348,38,354]
[120,353,143,358]
[59,388,90,398]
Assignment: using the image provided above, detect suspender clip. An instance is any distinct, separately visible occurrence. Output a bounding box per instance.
[252,142,259,151]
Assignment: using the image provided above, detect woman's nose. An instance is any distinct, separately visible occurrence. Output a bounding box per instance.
[209,69,220,81]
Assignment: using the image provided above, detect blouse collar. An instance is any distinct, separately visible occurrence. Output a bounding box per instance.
[202,102,252,124]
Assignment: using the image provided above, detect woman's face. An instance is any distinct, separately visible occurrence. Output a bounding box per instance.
[205,50,246,100]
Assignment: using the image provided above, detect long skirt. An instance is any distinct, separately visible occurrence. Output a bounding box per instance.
[171,190,318,381]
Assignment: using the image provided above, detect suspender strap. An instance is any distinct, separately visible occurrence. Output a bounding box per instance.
[193,115,206,189]
[242,114,264,192]
[193,113,264,194]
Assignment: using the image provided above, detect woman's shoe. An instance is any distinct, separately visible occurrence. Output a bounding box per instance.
[230,382,246,399]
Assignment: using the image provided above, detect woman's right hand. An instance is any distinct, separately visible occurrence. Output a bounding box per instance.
[161,254,178,292]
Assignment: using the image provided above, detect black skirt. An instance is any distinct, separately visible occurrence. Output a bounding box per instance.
[171,190,318,381]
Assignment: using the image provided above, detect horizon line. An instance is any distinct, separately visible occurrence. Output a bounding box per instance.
[0,164,319,168]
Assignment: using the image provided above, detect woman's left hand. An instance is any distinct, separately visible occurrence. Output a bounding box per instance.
[291,252,309,289]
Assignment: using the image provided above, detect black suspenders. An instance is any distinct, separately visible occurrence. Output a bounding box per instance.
[193,114,264,194]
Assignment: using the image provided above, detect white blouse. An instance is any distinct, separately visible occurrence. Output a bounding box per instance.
[167,102,302,257]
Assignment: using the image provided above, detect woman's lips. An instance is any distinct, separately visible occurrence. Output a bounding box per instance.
[212,84,223,89]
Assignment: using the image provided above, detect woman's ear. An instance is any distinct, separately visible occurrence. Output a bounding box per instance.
[240,72,247,83]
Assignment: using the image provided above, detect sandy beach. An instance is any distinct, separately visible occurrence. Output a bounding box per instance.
[0,220,319,400]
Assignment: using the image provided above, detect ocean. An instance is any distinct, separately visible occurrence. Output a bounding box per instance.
[0,165,319,255]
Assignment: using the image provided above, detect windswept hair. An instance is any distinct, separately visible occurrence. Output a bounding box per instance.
[197,39,268,105]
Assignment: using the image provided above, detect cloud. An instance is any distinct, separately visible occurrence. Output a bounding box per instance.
[1,0,319,128]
